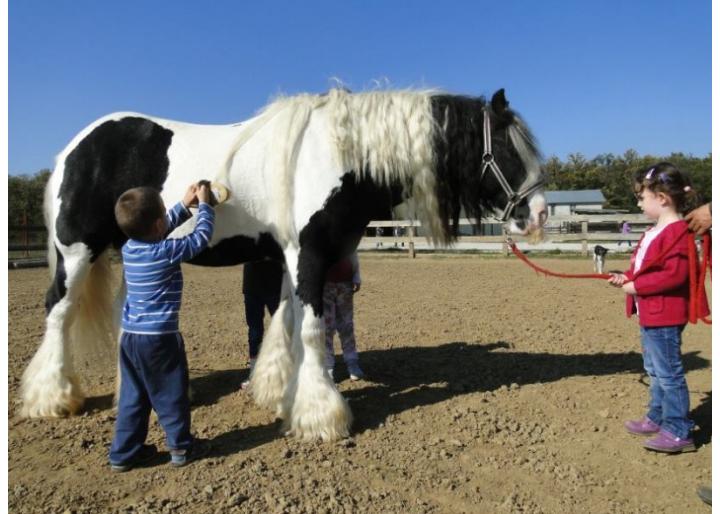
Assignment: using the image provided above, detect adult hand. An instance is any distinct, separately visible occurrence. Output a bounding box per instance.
[685,203,711,235]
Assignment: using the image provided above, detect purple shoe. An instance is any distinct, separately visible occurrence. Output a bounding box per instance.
[643,429,696,454]
[624,417,660,436]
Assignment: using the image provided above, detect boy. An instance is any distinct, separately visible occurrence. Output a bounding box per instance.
[109,182,214,472]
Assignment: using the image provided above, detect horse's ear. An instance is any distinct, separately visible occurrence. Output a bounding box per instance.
[490,89,509,116]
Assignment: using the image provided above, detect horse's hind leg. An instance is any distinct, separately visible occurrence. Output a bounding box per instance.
[251,270,295,417]
[21,244,114,418]
[21,245,89,417]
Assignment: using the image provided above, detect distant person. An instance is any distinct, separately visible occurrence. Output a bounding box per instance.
[607,163,706,454]
[375,227,384,249]
[324,252,364,380]
[617,220,632,247]
[241,260,283,389]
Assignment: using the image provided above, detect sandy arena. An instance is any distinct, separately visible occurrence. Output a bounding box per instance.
[8,254,712,513]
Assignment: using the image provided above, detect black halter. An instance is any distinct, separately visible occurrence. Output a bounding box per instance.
[481,109,545,222]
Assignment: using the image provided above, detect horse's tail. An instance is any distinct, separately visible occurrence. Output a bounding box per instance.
[69,251,116,364]
[43,172,57,277]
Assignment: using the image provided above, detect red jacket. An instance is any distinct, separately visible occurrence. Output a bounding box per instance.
[624,220,708,326]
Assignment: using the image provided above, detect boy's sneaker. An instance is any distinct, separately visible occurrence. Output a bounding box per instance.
[347,361,364,381]
[624,417,661,436]
[110,444,158,473]
[643,429,696,454]
[169,448,192,467]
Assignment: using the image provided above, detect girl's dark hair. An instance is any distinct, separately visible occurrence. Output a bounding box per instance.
[633,162,699,215]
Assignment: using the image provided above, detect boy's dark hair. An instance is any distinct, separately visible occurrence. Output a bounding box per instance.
[633,162,699,215]
[114,187,165,240]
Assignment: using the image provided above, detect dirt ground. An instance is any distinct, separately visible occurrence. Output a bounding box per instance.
[8,254,712,513]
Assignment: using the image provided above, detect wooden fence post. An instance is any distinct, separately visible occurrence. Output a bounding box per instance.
[581,220,588,256]
[22,210,29,258]
[407,224,416,259]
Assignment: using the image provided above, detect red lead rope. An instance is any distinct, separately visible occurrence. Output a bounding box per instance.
[508,232,712,325]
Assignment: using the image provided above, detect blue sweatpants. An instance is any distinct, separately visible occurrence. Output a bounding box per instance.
[244,293,280,359]
[109,332,193,465]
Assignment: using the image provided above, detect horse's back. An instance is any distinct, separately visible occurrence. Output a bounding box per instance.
[50,113,236,255]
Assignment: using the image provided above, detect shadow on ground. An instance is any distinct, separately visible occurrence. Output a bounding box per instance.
[81,341,710,456]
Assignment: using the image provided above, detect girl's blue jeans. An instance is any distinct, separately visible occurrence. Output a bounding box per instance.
[640,325,694,439]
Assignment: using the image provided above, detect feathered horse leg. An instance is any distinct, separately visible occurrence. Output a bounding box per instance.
[279,249,351,441]
[22,245,114,417]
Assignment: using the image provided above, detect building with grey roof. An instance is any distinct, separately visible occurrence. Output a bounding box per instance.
[545,189,606,215]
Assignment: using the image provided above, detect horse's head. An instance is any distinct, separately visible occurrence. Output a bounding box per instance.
[483,90,547,238]
[432,89,547,241]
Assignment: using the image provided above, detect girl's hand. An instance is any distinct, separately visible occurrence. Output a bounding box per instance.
[607,273,628,287]
[621,281,637,295]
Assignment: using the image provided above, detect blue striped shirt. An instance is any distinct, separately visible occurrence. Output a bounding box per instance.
[121,202,215,335]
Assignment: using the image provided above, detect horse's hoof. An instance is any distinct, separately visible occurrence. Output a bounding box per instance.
[20,374,85,418]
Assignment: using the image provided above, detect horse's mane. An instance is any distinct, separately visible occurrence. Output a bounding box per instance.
[221,87,540,245]
[245,88,446,242]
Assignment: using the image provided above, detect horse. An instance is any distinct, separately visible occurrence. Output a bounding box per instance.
[20,87,547,441]
[593,244,609,273]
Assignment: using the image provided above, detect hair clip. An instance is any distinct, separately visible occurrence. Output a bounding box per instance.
[645,167,655,179]
[683,186,692,192]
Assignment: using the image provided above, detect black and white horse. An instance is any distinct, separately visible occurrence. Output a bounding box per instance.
[21,88,547,441]
[593,245,609,273]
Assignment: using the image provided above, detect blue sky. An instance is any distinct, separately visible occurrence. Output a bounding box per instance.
[9,0,711,175]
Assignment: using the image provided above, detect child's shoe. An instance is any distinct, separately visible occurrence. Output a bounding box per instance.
[241,358,257,390]
[643,429,696,453]
[169,448,192,467]
[109,444,158,472]
[624,417,661,436]
[347,361,365,381]
[696,485,712,506]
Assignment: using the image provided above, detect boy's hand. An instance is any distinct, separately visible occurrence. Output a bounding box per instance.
[182,184,198,208]
[607,273,628,287]
[621,281,637,295]
[197,183,211,204]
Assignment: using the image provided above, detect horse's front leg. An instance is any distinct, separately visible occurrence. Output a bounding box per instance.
[250,270,295,417]
[280,253,352,441]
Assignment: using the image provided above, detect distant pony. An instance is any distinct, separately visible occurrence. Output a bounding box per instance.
[593,245,609,273]
[22,88,547,441]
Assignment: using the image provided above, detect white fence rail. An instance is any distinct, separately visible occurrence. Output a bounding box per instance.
[361,214,652,257]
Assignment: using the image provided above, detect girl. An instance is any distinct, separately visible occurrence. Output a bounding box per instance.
[608,162,706,454]
[324,252,365,381]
